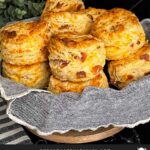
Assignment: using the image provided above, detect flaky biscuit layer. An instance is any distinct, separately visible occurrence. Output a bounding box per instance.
[48,71,108,93]
[2,61,51,89]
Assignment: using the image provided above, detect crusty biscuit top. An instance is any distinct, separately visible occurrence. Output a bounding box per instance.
[49,33,104,52]
[0,20,48,44]
[42,0,85,15]
[91,8,145,47]
[41,11,92,35]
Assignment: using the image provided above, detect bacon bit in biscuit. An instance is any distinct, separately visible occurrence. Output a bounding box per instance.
[140,54,149,61]
[59,25,70,30]
[73,52,87,62]
[87,14,93,21]
[137,40,140,45]
[127,75,134,80]
[110,26,116,32]
[130,43,134,48]
[60,60,69,68]
[92,65,103,75]
[76,4,83,11]
[56,2,64,8]
[96,74,102,79]
[41,46,49,55]
[18,49,22,53]
[81,52,87,62]
[76,71,86,78]
[3,30,17,38]
[92,74,102,86]
[144,71,150,76]
[117,24,124,32]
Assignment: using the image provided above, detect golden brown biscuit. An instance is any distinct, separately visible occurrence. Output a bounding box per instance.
[0,20,49,65]
[80,7,107,21]
[42,0,84,15]
[48,71,109,93]
[91,8,146,60]
[2,61,51,89]
[49,33,106,82]
[41,11,92,36]
[108,44,150,89]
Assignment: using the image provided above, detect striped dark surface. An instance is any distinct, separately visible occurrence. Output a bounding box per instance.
[0,98,32,145]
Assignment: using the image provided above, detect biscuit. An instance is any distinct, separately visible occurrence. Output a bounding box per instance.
[108,44,150,89]
[2,61,51,89]
[41,11,92,36]
[0,20,49,65]
[49,33,106,82]
[48,71,109,93]
[48,33,106,82]
[42,0,84,15]
[80,7,107,21]
[91,8,146,60]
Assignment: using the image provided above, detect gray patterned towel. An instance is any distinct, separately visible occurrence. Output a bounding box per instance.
[6,75,150,135]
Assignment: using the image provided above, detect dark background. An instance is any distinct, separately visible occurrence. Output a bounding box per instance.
[84,0,150,20]
[25,0,150,144]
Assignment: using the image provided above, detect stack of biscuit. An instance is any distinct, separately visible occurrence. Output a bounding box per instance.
[48,33,108,93]
[41,0,109,93]
[0,20,50,89]
[0,0,149,93]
